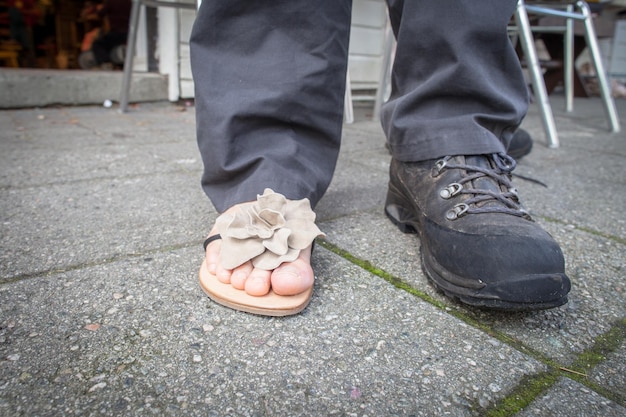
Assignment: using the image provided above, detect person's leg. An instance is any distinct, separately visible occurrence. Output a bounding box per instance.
[382,0,571,310]
[383,0,527,159]
[190,0,352,300]
[191,0,351,212]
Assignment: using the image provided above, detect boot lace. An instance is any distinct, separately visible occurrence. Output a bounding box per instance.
[433,153,531,220]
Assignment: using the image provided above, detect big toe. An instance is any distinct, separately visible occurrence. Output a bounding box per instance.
[271,259,314,296]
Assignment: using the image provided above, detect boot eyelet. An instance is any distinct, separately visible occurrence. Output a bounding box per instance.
[432,159,447,177]
[440,183,463,199]
[446,203,469,220]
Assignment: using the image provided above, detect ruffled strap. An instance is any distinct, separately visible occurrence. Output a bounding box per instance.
[214,189,325,270]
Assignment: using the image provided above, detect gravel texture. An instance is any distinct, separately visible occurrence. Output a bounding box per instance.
[1,98,624,416]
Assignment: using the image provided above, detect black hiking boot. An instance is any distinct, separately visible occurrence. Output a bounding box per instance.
[385,153,570,310]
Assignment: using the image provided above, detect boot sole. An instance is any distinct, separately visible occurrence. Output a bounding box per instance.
[385,182,568,311]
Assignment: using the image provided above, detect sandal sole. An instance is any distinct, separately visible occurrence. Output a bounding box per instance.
[198,261,313,316]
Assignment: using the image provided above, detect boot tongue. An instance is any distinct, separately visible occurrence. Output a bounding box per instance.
[463,155,504,208]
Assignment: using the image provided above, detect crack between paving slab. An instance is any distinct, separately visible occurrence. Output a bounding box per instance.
[0,240,203,285]
[316,238,626,414]
[481,318,626,416]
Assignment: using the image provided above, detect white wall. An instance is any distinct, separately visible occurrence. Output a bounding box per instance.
[348,0,388,91]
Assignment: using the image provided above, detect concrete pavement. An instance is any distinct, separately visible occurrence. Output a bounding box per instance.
[0,97,625,416]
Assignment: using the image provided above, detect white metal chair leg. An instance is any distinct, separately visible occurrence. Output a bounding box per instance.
[119,0,142,113]
[577,1,620,133]
[373,16,394,122]
[564,4,574,112]
[344,71,354,124]
[515,1,560,148]
[523,1,621,133]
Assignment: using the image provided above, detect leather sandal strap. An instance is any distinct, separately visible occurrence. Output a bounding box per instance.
[203,233,316,255]
[203,234,222,251]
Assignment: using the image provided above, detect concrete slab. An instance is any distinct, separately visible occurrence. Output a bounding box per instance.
[0,69,168,109]
[0,248,545,416]
[0,104,207,281]
[0,171,210,281]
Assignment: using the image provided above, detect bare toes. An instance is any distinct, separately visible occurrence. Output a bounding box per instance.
[244,268,272,296]
[215,266,233,284]
[230,261,254,290]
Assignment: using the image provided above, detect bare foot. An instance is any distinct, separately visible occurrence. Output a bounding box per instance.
[204,203,315,297]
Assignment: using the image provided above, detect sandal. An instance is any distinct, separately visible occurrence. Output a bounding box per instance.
[198,189,324,316]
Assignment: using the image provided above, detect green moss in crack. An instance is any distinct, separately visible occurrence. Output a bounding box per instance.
[481,371,560,417]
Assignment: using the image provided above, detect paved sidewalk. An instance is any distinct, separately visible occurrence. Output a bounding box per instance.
[1,97,625,416]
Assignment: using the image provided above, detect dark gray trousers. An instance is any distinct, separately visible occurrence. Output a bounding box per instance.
[190,0,528,212]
